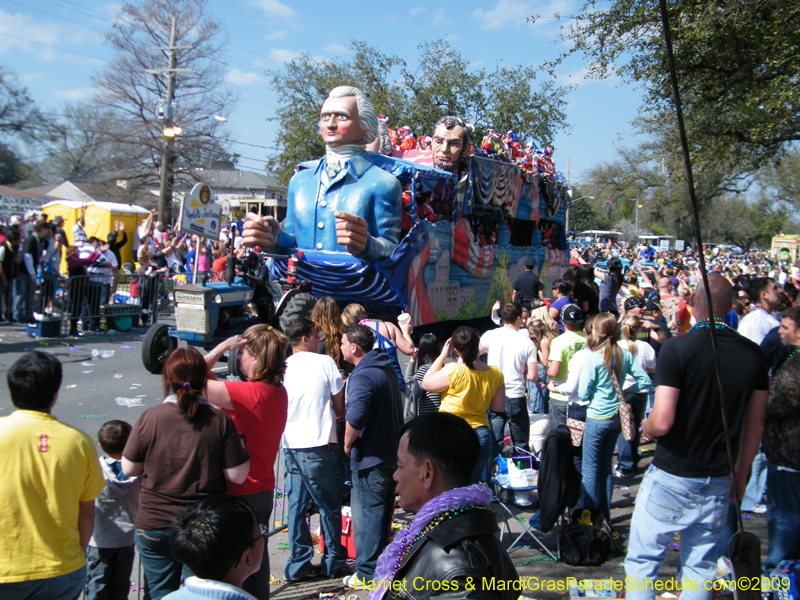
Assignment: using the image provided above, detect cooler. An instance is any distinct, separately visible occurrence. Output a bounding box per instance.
[318,508,356,560]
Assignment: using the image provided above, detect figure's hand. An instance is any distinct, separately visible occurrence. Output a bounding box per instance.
[440,338,452,359]
[335,211,368,255]
[493,300,501,311]
[242,213,279,249]
[118,221,125,232]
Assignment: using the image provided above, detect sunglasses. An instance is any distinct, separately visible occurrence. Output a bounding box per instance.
[246,523,268,548]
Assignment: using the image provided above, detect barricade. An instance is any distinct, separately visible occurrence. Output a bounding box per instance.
[47,272,166,336]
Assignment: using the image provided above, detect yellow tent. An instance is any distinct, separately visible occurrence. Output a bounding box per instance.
[42,200,150,269]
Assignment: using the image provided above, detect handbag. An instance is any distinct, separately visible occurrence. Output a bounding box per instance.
[610,369,635,442]
[566,403,588,447]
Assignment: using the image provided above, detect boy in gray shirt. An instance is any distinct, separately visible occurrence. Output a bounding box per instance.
[86,420,140,600]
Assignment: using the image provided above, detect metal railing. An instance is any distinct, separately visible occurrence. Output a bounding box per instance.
[28,272,180,336]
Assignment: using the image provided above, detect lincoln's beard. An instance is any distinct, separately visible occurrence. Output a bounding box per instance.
[433,159,457,173]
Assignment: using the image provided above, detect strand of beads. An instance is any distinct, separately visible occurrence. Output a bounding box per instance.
[689,318,735,333]
[393,506,481,568]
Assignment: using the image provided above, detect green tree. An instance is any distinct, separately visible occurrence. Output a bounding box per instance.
[0,142,27,184]
[759,148,800,211]
[709,195,791,251]
[568,195,612,233]
[543,0,800,172]
[267,39,569,184]
[267,42,407,185]
[0,68,45,139]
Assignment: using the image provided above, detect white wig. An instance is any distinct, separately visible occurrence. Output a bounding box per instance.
[327,86,379,146]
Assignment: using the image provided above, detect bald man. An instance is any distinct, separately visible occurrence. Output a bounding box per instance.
[624,274,769,600]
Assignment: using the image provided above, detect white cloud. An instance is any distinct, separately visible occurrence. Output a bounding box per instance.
[323,43,349,54]
[268,48,304,63]
[248,0,297,20]
[471,0,535,29]
[431,8,450,26]
[54,86,96,101]
[20,73,44,83]
[444,33,460,43]
[225,68,266,86]
[0,9,100,63]
[264,30,289,40]
[470,0,574,30]
[409,7,426,17]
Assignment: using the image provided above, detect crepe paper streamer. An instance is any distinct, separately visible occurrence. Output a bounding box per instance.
[66,385,77,389]
[68,346,83,351]
[275,543,290,551]
[602,200,613,208]
[82,415,109,418]
[669,542,681,550]
[120,345,136,349]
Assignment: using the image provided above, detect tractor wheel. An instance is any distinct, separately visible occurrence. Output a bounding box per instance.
[142,323,177,374]
[227,346,248,381]
[278,292,317,332]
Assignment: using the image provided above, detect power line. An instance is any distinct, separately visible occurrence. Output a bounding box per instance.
[0,0,107,34]
[0,31,107,61]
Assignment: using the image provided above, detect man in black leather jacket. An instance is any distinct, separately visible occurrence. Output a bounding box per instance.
[372,412,519,600]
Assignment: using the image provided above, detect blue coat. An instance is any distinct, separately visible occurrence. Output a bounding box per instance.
[276,152,402,263]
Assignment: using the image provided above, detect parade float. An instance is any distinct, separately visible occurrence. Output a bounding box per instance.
[269,144,570,327]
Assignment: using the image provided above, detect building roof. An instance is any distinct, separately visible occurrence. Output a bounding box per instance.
[0,184,65,201]
[189,169,283,191]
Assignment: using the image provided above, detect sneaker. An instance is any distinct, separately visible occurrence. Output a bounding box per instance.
[613,466,633,479]
[751,504,767,514]
[343,574,366,590]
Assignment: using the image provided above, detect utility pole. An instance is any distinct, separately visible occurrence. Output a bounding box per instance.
[147,16,193,224]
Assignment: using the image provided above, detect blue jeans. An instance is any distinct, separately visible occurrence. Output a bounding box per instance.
[0,565,86,600]
[135,529,190,600]
[741,449,767,511]
[489,395,531,455]
[284,445,346,580]
[617,393,648,474]
[86,545,135,600]
[238,490,273,600]
[625,465,730,600]
[582,415,621,520]
[13,273,34,322]
[351,462,396,581]
[528,365,549,414]
[765,463,800,574]
[471,426,493,484]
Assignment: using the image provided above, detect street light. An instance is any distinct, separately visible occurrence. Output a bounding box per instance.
[163,114,226,138]
[636,202,643,229]
[158,114,227,223]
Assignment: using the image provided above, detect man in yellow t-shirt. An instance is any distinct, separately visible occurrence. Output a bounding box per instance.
[547,304,588,431]
[0,351,105,600]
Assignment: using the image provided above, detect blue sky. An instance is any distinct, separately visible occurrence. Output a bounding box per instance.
[2,0,646,186]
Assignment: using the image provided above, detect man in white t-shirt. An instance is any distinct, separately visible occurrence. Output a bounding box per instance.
[282,318,346,582]
[738,277,781,345]
[480,302,538,455]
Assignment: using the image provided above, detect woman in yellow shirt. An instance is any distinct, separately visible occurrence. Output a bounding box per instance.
[422,326,505,483]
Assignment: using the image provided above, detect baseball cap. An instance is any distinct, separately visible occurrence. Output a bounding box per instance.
[645,300,662,313]
[524,257,536,268]
[53,216,64,225]
[624,296,645,312]
[560,303,584,325]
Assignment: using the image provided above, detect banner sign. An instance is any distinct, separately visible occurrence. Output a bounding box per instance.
[178,183,221,240]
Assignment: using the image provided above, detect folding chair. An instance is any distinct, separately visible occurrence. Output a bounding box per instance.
[492,447,558,560]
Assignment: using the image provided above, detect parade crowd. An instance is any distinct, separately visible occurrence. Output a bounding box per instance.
[2,236,799,600]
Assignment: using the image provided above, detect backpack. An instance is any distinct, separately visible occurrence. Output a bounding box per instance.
[559,508,614,566]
